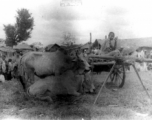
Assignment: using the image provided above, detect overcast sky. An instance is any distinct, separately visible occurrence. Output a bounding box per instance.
[0,0,152,46]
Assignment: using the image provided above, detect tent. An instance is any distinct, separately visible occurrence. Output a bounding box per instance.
[13,43,32,50]
[0,46,15,53]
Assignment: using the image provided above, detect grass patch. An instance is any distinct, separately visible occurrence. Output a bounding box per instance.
[0,71,152,119]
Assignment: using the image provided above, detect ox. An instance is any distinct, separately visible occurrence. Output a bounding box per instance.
[11,50,95,101]
[27,70,94,102]
[12,50,90,89]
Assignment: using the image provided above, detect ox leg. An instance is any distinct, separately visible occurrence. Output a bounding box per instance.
[68,90,81,96]
[62,77,81,96]
[27,80,53,103]
[83,72,95,93]
[18,76,27,92]
[77,75,85,94]
[65,83,81,96]
[26,69,35,84]
[35,94,53,103]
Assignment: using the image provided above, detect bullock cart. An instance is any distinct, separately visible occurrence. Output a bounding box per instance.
[88,54,152,105]
[88,54,127,88]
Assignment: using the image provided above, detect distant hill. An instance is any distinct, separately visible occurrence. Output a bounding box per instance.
[119,37,152,48]
[31,42,44,48]
[95,37,152,49]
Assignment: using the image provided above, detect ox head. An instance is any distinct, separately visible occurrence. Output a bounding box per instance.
[81,71,95,93]
[70,50,91,74]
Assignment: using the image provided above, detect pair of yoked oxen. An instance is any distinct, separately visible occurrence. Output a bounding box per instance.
[10,49,95,102]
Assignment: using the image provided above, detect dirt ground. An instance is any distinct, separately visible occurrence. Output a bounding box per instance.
[1,70,152,120]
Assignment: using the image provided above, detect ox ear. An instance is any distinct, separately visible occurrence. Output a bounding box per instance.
[65,57,72,63]
[75,49,82,57]
[75,50,79,56]
[75,50,80,60]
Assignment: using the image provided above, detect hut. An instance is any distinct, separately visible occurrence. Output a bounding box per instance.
[45,44,61,52]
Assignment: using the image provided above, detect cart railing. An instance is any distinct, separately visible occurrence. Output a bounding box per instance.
[88,54,152,65]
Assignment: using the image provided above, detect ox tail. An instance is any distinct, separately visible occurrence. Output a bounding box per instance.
[18,76,27,92]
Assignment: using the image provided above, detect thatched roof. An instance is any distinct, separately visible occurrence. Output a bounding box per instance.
[45,44,60,51]
[63,44,82,51]
[81,42,92,49]
[95,39,105,45]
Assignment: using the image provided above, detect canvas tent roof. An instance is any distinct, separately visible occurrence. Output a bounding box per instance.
[13,43,32,50]
[137,46,152,51]
[31,42,43,48]
[0,46,15,53]
[121,47,136,55]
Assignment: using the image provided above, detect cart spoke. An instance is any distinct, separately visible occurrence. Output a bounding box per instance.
[115,74,122,86]
[110,73,116,82]
[117,73,123,80]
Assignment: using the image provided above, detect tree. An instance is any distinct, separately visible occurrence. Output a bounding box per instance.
[4,8,34,46]
[4,24,17,47]
[15,8,34,43]
[62,32,76,46]
[92,39,101,49]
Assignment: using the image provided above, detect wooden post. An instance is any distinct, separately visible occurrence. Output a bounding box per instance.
[89,33,92,53]
[105,35,107,39]
[90,33,92,44]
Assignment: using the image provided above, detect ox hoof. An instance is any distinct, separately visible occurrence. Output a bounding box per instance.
[36,96,54,103]
[43,97,53,103]
[89,89,96,94]
[73,92,81,96]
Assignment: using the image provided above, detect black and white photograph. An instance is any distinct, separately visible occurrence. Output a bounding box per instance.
[0,0,152,119]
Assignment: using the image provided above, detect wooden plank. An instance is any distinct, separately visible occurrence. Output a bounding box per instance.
[88,55,152,63]
[91,61,115,65]
[89,55,116,60]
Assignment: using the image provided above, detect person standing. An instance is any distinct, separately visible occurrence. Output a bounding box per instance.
[0,55,6,82]
[1,55,6,74]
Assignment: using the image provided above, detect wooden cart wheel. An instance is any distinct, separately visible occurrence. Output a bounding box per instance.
[109,64,126,88]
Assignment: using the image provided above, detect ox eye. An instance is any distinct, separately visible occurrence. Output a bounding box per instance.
[80,60,84,63]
